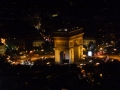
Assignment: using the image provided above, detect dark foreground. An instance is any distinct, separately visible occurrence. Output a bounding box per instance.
[0,59,120,90]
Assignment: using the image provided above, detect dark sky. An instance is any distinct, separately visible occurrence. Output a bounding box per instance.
[0,0,120,36]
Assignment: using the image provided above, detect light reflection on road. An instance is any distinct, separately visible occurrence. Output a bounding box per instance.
[8,56,42,65]
[97,55,120,60]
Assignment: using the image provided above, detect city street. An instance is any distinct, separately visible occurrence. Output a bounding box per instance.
[97,54,120,60]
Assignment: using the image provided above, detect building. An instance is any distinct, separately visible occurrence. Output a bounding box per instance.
[83,38,96,46]
[32,40,44,48]
[83,38,96,50]
[0,43,6,55]
[53,28,84,64]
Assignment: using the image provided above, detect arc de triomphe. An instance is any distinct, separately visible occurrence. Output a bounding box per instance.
[53,28,84,64]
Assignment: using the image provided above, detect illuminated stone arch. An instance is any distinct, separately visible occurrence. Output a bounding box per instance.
[53,28,84,64]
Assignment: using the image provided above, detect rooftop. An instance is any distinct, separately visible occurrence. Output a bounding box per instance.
[53,28,83,37]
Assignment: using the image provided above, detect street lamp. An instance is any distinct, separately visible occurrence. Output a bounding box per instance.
[41,49,44,51]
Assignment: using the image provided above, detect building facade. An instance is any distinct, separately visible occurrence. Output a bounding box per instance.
[32,40,44,47]
[0,43,6,55]
[83,38,96,50]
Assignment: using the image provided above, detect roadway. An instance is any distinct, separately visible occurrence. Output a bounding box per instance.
[97,54,120,60]
[9,54,120,65]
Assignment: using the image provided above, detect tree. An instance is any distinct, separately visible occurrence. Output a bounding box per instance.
[88,41,95,51]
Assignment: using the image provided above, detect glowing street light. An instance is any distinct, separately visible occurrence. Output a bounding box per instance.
[41,49,44,51]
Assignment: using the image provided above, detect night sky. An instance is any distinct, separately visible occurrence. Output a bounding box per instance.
[0,0,120,37]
